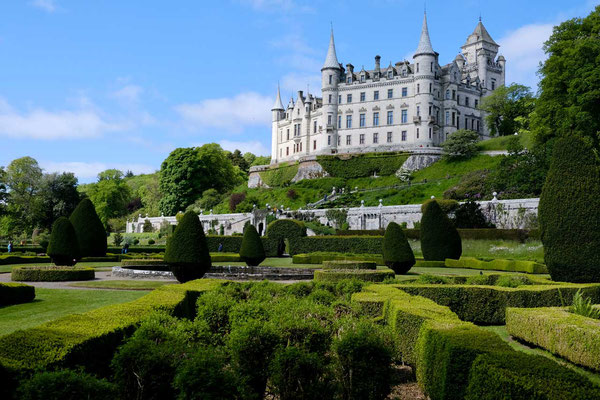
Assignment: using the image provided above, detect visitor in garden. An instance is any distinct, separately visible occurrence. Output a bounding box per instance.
[122,242,129,254]
[218,242,223,252]
[7,241,13,253]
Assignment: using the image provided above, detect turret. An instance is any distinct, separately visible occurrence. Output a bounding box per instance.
[374,55,381,79]
[321,29,342,152]
[497,54,506,87]
[461,19,500,92]
[271,84,284,164]
[413,12,436,147]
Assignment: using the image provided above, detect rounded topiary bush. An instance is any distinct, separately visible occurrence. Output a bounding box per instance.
[70,198,107,257]
[239,224,266,266]
[383,222,415,274]
[539,135,600,283]
[164,211,211,283]
[47,217,80,266]
[420,200,462,261]
[266,219,307,256]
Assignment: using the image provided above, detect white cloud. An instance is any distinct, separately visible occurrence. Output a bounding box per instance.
[219,140,270,156]
[31,0,56,13]
[280,72,321,96]
[0,99,123,140]
[41,161,156,180]
[174,92,272,133]
[112,85,143,105]
[498,23,554,89]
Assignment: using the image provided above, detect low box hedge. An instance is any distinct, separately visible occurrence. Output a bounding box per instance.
[294,236,384,255]
[506,307,600,371]
[0,283,35,306]
[210,253,241,263]
[293,252,385,265]
[0,279,222,394]
[352,285,600,400]
[398,280,600,325]
[107,246,165,254]
[0,255,51,266]
[313,268,394,283]
[322,260,377,270]
[415,260,446,268]
[11,266,95,282]
[445,257,547,274]
[120,259,169,271]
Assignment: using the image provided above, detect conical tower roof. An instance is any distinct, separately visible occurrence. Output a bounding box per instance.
[272,84,284,111]
[322,29,341,70]
[464,19,499,47]
[414,12,435,58]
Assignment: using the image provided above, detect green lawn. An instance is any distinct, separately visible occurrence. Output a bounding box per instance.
[69,280,175,290]
[0,261,117,273]
[411,239,545,263]
[0,288,146,336]
[477,131,534,151]
[482,325,600,387]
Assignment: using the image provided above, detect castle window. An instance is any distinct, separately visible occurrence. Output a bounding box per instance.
[430,62,433,72]
[457,117,460,129]
[360,92,366,102]
[338,136,341,145]
[328,135,331,145]
[338,115,342,128]
[387,111,394,125]
[373,132,378,144]
[429,83,432,93]
[491,79,496,90]
[452,112,456,126]
[429,128,432,139]
[401,110,407,124]
[328,114,332,125]
[346,115,352,128]
[402,131,407,141]
[416,106,420,117]
[374,90,379,100]
[465,97,470,107]
[416,63,420,73]
[359,113,366,127]
[477,120,480,131]
[347,77,352,84]
[428,106,432,116]
[471,119,475,130]
[293,125,297,136]
[388,70,393,79]
[300,142,302,151]
[314,120,317,133]
[445,90,450,100]
[475,99,479,108]
[417,84,420,94]
[339,95,342,104]
[417,128,420,138]
[347,94,352,103]
[287,129,290,140]
[313,140,317,150]
[373,112,380,126]
[388,89,393,99]
[402,87,408,97]
[361,75,365,82]
[286,147,289,156]
[457,95,460,104]
[387,132,393,143]
[454,72,457,81]
[346,135,351,145]
[280,149,282,158]
[360,134,365,144]
[452,90,456,100]
[298,108,300,115]
[329,75,332,84]
[445,111,450,125]
[328,94,332,104]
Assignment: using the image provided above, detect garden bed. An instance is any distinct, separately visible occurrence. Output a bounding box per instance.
[11,266,95,282]
[314,268,395,282]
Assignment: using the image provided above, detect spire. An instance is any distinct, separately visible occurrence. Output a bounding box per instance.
[471,20,498,46]
[322,29,341,70]
[272,83,284,110]
[414,12,435,58]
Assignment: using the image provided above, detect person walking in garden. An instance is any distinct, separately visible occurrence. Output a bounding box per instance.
[7,241,13,253]
[122,242,129,254]
[218,242,223,252]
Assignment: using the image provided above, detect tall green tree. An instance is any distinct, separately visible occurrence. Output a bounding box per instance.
[228,149,250,173]
[5,157,43,234]
[442,130,479,161]
[159,144,239,215]
[85,169,131,225]
[37,172,81,231]
[0,167,7,217]
[480,83,535,137]
[70,198,107,257]
[533,6,600,146]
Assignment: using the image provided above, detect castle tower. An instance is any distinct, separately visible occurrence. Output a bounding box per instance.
[321,29,342,153]
[271,84,284,164]
[461,19,500,93]
[413,12,436,146]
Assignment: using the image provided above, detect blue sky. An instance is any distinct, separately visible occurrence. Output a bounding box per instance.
[0,0,596,182]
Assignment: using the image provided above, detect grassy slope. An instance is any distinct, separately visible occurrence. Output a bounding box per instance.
[0,288,145,336]
[476,131,534,151]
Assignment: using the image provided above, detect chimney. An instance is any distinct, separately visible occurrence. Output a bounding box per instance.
[346,63,354,74]
[375,55,381,72]
[297,90,304,102]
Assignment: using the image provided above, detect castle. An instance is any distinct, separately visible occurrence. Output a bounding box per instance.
[270,13,505,164]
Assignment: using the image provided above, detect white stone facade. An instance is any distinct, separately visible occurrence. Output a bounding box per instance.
[270,14,505,164]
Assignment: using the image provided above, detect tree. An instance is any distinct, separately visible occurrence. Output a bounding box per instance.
[251,156,271,167]
[159,144,239,216]
[85,169,131,225]
[539,135,600,283]
[420,200,462,261]
[37,172,81,231]
[239,224,266,266]
[0,167,8,217]
[325,209,348,230]
[442,130,479,161]
[533,6,600,146]
[228,149,250,173]
[187,189,223,214]
[142,219,154,233]
[70,198,107,257]
[480,84,535,137]
[164,211,211,282]
[453,201,494,229]
[47,217,80,266]
[382,222,415,274]
[5,157,43,234]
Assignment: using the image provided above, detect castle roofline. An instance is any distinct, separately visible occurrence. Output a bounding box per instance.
[322,29,342,70]
[271,84,284,111]
[414,12,435,58]
[462,20,499,48]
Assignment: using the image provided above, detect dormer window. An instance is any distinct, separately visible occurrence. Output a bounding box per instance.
[388,70,393,79]
[402,69,407,77]
[347,76,352,84]
[361,74,365,82]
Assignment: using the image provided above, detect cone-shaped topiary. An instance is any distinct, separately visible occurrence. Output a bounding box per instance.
[47,217,81,266]
[239,224,266,266]
[164,211,211,283]
[383,222,415,274]
[69,198,107,257]
[420,200,462,261]
[539,136,600,282]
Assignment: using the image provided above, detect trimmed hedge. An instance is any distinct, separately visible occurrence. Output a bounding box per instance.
[120,259,169,271]
[239,224,266,266]
[293,252,385,265]
[352,285,600,400]
[259,162,299,187]
[107,246,165,254]
[322,260,376,270]
[539,135,600,283]
[11,266,95,282]
[398,280,600,325]
[0,279,222,396]
[420,200,462,261]
[317,152,409,179]
[465,351,600,400]
[0,255,51,266]
[383,222,415,274]
[47,217,80,266]
[266,219,307,256]
[210,253,241,262]
[314,268,395,283]
[445,257,547,274]
[506,307,600,371]
[293,236,383,256]
[70,198,107,257]
[0,283,35,306]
